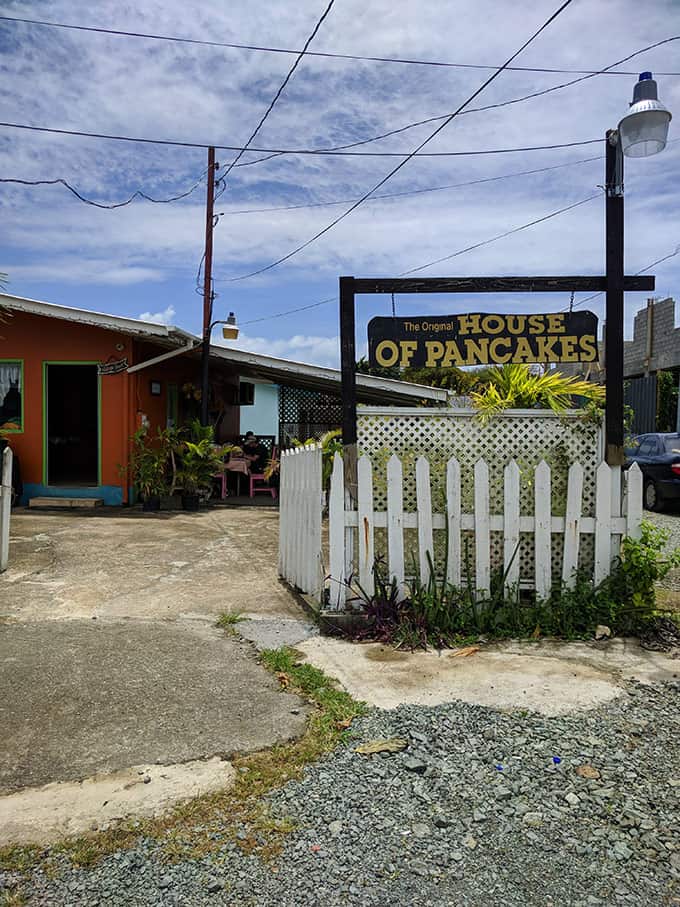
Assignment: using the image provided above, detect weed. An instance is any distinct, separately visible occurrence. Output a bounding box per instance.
[215,611,247,634]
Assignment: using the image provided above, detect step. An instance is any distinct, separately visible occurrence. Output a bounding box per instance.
[28,497,104,509]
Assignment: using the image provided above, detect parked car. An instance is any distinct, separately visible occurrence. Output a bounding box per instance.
[625,432,680,512]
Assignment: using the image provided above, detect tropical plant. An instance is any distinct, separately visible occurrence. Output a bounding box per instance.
[176,439,232,495]
[124,427,170,499]
[470,364,605,422]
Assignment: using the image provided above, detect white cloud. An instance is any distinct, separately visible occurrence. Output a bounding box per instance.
[219,332,340,368]
[139,304,176,324]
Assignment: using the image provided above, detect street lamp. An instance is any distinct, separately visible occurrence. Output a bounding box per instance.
[200,312,239,427]
[605,72,672,466]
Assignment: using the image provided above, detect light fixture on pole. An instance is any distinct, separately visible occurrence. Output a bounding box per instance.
[604,72,672,467]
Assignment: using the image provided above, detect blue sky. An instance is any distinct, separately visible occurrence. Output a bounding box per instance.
[1,0,679,366]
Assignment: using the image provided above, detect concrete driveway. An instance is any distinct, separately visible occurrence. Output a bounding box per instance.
[0,505,315,842]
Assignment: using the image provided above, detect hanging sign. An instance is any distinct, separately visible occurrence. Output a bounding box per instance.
[367,311,598,369]
[97,358,128,375]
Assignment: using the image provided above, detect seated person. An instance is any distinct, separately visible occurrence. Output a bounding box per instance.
[242,433,268,472]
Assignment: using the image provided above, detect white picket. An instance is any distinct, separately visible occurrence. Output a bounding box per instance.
[594,461,612,585]
[446,458,461,588]
[386,454,405,599]
[357,454,375,597]
[0,447,12,572]
[474,459,490,598]
[503,459,520,596]
[416,457,434,584]
[562,462,584,589]
[328,452,346,609]
[534,460,552,600]
[626,462,643,541]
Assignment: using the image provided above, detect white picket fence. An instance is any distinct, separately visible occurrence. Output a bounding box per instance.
[278,444,323,597]
[278,444,644,611]
[0,446,13,572]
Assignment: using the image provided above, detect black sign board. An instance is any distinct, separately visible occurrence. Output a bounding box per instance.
[367,310,598,369]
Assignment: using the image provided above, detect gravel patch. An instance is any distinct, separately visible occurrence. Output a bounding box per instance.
[647,510,680,593]
[4,680,679,906]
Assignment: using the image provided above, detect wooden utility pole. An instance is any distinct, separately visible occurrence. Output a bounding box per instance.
[200,146,217,426]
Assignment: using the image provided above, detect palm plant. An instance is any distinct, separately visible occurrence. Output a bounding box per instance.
[470,364,604,422]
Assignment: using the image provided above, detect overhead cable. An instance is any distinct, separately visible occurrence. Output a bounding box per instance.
[221,0,579,282]
[0,172,206,208]
[0,121,602,158]
[2,14,679,76]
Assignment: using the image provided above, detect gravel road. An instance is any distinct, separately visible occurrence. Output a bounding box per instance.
[4,679,679,907]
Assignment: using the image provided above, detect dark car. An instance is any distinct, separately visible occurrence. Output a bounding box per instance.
[625,432,680,512]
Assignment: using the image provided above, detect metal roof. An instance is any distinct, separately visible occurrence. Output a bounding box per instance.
[1,293,447,405]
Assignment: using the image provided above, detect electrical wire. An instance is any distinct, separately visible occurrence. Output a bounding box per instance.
[401,193,601,275]
[0,121,602,159]
[564,245,680,312]
[236,191,602,325]
[0,171,206,208]
[233,36,680,169]
[2,14,679,77]
[221,0,579,283]
[221,0,336,179]
[224,155,602,215]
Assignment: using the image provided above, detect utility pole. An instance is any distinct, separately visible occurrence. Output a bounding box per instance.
[200,146,217,427]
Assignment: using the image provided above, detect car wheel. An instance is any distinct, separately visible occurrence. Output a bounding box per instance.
[644,480,664,512]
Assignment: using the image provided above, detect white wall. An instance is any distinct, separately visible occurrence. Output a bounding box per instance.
[240,381,279,441]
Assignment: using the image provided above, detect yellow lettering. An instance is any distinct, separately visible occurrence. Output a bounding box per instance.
[441,340,466,367]
[547,313,566,334]
[559,335,579,362]
[375,340,399,367]
[463,338,490,365]
[489,337,512,363]
[579,335,598,362]
[399,340,419,367]
[536,336,559,362]
[480,315,505,335]
[425,341,445,367]
[528,315,545,334]
[505,315,527,335]
[456,313,481,335]
[513,337,536,363]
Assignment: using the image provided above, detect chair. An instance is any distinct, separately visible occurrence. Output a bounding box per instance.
[249,445,278,500]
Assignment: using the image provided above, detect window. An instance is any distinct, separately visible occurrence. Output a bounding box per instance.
[637,437,657,456]
[0,360,23,432]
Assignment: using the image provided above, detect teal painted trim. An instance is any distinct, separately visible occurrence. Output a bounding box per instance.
[0,358,24,433]
[42,361,102,487]
[22,483,123,506]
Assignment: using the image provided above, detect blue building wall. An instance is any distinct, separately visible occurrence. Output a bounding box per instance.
[240,381,279,442]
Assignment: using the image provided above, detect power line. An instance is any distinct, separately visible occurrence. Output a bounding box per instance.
[0,121,602,158]
[0,172,206,208]
[221,0,337,178]
[233,36,680,168]
[3,14,679,77]
[565,245,680,312]
[221,0,579,283]
[237,192,602,325]
[402,193,601,275]
[224,155,602,215]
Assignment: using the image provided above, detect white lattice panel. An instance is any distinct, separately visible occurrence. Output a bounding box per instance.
[358,407,602,585]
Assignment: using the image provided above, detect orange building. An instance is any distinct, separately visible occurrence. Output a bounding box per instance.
[0,294,446,505]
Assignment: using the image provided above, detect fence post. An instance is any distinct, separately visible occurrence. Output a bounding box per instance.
[0,447,13,572]
[386,454,405,600]
[328,452,346,610]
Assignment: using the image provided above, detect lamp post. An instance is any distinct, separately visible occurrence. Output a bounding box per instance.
[604,72,672,466]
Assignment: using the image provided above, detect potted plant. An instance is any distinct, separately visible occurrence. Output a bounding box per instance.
[176,438,233,511]
[125,428,170,511]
